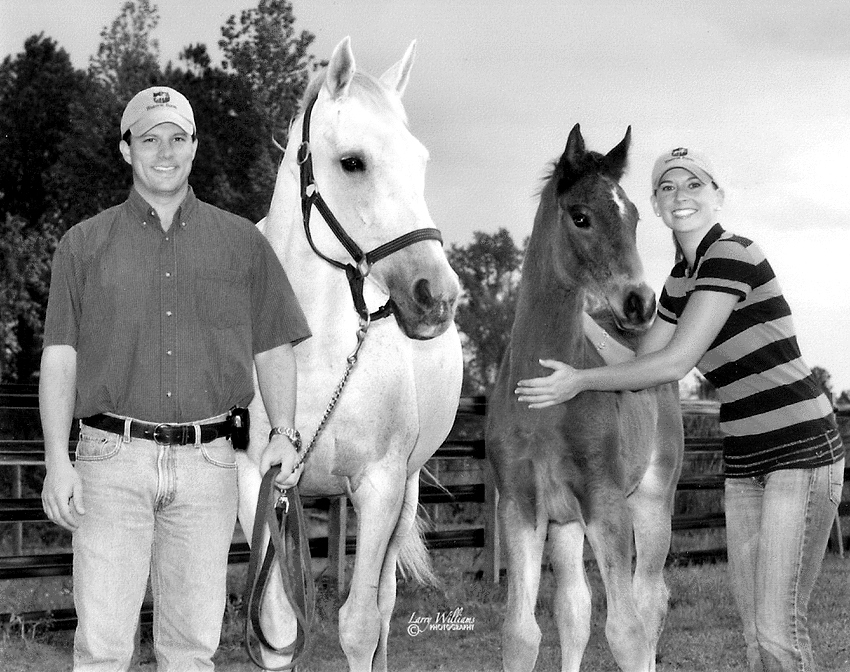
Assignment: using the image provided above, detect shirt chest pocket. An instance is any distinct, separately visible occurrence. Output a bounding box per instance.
[195,270,250,328]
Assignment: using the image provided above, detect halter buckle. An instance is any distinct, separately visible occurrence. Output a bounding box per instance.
[297,141,311,165]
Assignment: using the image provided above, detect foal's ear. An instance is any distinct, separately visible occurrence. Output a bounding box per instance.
[562,123,586,173]
[604,126,631,180]
[380,40,417,97]
[326,36,356,100]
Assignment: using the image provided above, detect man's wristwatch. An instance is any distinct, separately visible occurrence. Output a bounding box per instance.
[268,426,302,451]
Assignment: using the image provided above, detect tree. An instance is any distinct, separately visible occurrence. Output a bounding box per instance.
[447,228,525,394]
[219,0,318,142]
[0,215,56,382]
[811,366,834,404]
[88,0,162,100]
[0,35,87,228]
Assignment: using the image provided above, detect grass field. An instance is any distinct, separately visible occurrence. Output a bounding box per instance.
[2,549,848,672]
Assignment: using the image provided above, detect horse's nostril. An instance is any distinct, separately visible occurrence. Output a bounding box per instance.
[625,290,655,323]
[413,278,433,307]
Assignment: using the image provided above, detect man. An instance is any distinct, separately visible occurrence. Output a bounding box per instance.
[39,86,311,671]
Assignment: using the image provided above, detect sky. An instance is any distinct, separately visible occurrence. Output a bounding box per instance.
[3,0,850,394]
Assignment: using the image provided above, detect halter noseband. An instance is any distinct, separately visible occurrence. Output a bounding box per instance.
[297,95,443,322]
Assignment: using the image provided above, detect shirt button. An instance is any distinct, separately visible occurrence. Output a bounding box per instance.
[165,236,169,241]
[166,392,172,398]
[165,272,171,278]
[166,350,173,356]
[166,311,173,317]
[181,222,186,227]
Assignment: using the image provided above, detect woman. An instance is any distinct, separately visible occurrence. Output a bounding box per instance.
[516,147,845,672]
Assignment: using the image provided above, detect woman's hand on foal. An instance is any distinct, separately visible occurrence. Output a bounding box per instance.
[515,359,583,408]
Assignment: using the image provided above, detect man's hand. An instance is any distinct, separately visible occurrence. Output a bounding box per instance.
[259,435,304,489]
[41,460,85,531]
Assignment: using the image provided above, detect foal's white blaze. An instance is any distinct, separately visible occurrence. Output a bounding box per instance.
[611,185,628,220]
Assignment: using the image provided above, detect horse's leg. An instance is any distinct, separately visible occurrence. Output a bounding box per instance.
[548,521,591,672]
[340,461,407,672]
[628,454,678,672]
[235,448,298,667]
[373,470,428,672]
[584,483,652,672]
[500,494,548,672]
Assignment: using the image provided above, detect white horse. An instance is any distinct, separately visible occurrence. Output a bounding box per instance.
[234,37,463,672]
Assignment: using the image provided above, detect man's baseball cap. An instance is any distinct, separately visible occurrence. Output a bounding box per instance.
[120,86,196,137]
[651,147,718,192]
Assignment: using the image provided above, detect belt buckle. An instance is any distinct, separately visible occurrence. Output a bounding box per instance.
[153,423,175,445]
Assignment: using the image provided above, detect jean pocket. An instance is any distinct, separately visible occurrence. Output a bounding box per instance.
[828,458,845,507]
[76,427,123,461]
[200,440,237,469]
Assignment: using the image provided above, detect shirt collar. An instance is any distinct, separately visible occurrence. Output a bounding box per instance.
[682,222,724,277]
[126,186,199,229]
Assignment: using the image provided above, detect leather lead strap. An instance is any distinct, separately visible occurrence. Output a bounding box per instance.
[243,469,315,670]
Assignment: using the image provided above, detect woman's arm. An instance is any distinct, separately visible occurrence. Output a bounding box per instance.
[516,290,739,408]
[582,312,636,365]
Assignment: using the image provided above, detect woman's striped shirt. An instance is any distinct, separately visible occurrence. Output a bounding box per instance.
[657,223,844,478]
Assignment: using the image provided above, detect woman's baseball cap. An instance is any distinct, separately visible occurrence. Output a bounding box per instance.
[120,86,196,137]
[651,147,718,192]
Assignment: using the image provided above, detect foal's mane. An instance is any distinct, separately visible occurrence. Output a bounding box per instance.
[541,149,626,196]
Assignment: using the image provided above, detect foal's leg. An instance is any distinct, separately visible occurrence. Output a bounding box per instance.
[585,484,652,672]
[628,451,679,672]
[501,495,548,672]
[340,461,407,672]
[548,520,591,672]
[373,470,427,672]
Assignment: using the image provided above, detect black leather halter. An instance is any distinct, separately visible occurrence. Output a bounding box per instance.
[297,95,443,322]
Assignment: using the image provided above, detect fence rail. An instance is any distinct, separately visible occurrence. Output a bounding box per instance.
[2,386,848,630]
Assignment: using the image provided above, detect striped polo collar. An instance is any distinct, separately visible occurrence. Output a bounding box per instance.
[686,222,725,277]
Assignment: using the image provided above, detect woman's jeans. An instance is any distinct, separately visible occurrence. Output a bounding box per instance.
[72,424,239,672]
[725,459,844,672]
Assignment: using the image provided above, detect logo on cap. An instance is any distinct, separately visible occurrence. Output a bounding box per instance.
[153,91,170,104]
[671,147,688,158]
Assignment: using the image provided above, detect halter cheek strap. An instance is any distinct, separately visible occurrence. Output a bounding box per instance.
[297,95,443,322]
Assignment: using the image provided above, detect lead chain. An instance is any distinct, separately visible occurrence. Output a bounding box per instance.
[288,316,370,476]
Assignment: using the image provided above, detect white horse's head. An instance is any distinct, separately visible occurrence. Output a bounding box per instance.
[291,37,459,340]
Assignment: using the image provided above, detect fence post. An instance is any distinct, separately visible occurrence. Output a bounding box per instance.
[483,461,500,583]
[13,464,23,555]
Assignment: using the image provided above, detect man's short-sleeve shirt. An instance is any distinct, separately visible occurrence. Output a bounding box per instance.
[43,188,311,423]
[657,223,842,476]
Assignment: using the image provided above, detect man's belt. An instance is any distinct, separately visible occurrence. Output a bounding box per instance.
[81,413,232,446]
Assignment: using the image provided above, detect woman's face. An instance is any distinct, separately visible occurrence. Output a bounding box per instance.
[651,168,724,237]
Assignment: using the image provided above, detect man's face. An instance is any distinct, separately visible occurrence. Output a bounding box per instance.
[119,122,197,201]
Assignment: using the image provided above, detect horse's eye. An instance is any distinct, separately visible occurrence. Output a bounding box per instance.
[340,156,365,173]
[570,211,590,229]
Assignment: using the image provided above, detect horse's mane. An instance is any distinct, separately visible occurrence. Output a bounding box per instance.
[301,69,408,124]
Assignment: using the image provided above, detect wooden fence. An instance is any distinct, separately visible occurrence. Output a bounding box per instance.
[2,384,848,631]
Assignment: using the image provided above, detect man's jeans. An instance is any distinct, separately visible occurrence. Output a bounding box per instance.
[72,423,239,672]
[725,459,844,672]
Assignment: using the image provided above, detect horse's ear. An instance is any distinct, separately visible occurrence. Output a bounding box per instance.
[380,40,416,96]
[604,126,631,180]
[561,123,586,175]
[325,36,356,100]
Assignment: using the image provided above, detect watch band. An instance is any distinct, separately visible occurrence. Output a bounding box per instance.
[268,426,302,451]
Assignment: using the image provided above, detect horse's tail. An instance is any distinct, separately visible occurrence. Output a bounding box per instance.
[397,514,438,587]
[394,468,439,587]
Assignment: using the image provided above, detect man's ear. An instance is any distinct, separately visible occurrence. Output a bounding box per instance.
[119,139,132,165]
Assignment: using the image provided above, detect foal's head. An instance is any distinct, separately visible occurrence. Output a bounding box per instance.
[532,124,655,331]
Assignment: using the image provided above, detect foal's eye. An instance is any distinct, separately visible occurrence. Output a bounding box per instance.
[340,156,366,173]
[570,211,591,229]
